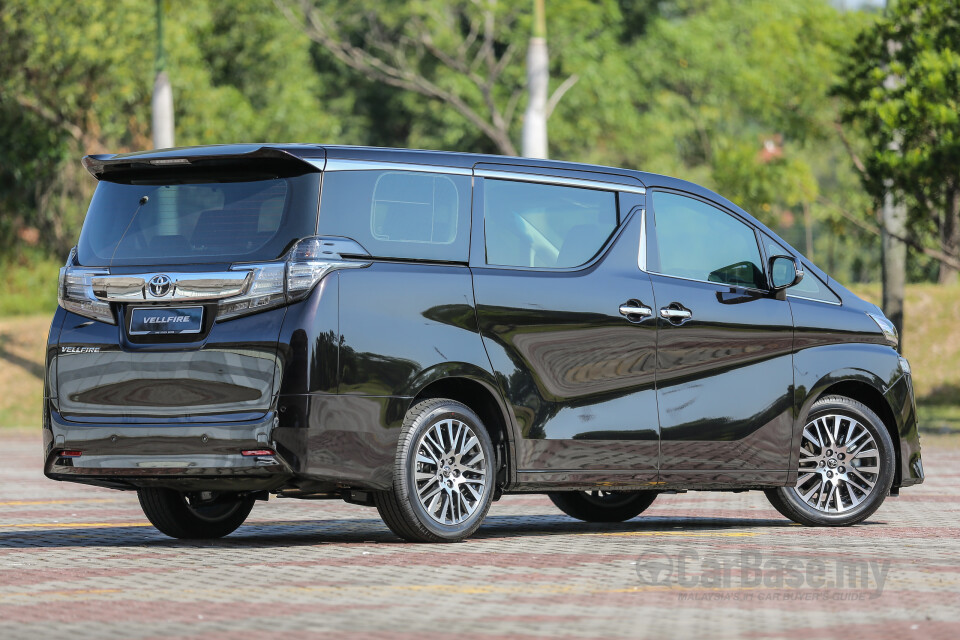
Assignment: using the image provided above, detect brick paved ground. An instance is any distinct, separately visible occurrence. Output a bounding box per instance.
[0,432,957,640]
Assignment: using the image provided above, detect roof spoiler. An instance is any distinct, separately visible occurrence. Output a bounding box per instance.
[82,146,325,180]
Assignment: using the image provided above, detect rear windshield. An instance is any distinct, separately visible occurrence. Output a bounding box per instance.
[76,172,320,266]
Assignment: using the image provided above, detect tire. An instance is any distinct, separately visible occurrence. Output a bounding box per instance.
[374,398,496,543]
[548,490,658,523]
[765,395,896,527]
[137,488,255,539]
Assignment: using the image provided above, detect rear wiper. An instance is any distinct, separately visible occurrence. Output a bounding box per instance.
[109,195,150,266]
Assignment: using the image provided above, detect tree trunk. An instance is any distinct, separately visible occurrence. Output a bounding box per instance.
[938,187,960,284]
[881,187,907,352]
[521,0,548,159]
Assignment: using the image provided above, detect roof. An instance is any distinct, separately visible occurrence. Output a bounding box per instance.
[82,143,799,271]
[86,143,741,211]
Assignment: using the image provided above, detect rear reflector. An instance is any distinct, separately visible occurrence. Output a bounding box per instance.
[60,450,83,458]
[241,449,275,457]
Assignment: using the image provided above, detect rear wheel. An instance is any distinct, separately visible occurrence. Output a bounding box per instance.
[137,488,255,539]
[375,398,495,543]
[548,490,658,522]
[765,395,895,527]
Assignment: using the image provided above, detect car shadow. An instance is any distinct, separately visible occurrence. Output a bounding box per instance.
[0,332,45,380]
[0,513,881,549]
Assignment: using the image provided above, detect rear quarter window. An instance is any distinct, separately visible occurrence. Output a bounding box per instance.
[318,170,471,262]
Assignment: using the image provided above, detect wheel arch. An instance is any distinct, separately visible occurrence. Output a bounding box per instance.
[803,374,902,488]
[409,370,518,490]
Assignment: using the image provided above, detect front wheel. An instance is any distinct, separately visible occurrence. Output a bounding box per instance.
[765,395,895,527]
[375,398,496,543]
[137,488,255,539]
[548,490,658,522]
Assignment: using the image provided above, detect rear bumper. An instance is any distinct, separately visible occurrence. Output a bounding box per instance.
[43,407,294,491]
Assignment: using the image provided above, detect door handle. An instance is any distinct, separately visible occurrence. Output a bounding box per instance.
[660,305,692,321]
[619,300,653,320]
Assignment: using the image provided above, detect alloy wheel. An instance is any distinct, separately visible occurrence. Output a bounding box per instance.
[792,413,881,513]
[412,418,487,526]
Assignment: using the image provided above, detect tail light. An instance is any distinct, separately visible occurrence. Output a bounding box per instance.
[58,248,115,325]
[218,236,370,320]
[58,237,369,324]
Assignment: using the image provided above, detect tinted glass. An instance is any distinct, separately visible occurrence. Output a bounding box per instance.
[764,235,840,303]
[318,170,471,262]
[484,179,617,268]
[653,193,764,289]
[77,173,320,266]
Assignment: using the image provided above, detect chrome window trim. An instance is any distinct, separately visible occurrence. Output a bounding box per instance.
[787,293,842,306]
[320,161,647,192]
[323,158,472,176]
[646,269,769,295]
[475,169,646,195]
[638,208,647,271]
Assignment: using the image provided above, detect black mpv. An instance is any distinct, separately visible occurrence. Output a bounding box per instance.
[44,144,924,542]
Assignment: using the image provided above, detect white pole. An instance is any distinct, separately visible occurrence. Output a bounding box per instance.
[521,0,548,159]
[152,71,174,149]
[152,0,174,149]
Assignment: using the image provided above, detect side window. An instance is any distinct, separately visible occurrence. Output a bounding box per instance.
[652,192,765,289]
[318,170,471,261]
[763,235,840,303]
[484,179,618,268]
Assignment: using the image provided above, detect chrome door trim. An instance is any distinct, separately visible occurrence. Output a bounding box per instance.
[91,271,253,302]
[474,169,646,195]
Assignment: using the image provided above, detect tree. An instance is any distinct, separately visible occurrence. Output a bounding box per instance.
[629,0,875,277]
[0,0,347,254]
[276,0,582,156]
[836,0,960,284]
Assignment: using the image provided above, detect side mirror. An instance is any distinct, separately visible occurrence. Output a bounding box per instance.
[769,255,803,299]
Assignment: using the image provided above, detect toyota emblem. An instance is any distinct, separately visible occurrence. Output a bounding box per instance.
[148,274,172,297]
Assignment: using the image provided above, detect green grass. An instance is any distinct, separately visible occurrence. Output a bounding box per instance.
[0,313,50,428]
[0,250,61,316]
[918,402,960,435]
